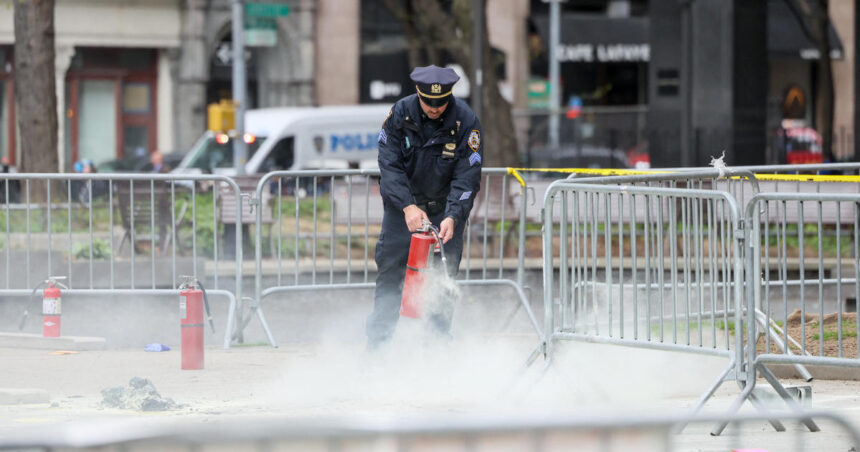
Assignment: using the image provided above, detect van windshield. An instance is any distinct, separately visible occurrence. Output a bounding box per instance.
[186,135,265,170]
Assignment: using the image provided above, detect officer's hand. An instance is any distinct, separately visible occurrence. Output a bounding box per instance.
[403,204,429,232]
[439,217,455,244]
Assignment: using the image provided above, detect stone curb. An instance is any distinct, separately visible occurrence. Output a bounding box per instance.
[0,332,106,351]
[0,389,50,405]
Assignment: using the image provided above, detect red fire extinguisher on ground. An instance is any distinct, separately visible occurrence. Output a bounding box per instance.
[42,279,63,337]
[19,276,68,338]
[179,276,215,370]
[401,221,446,318]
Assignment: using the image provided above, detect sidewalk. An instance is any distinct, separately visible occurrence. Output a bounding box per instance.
[1,339,859,450]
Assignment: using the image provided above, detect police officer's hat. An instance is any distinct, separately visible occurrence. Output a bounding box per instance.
[410,65,459,108]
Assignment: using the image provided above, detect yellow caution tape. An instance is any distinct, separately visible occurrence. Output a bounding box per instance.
[507,167,674,187]
[509,167,666,177]
[749,173,860,183]
[506,168,526,187]
[505,167,860,186]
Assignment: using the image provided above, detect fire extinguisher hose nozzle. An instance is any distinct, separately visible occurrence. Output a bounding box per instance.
[195,279,217,334]
[19,281,49,331]
[427,224,446,264]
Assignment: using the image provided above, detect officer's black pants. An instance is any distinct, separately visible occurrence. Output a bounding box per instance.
[366,204,465,348]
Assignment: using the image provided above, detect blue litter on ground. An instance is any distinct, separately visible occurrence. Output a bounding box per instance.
[144,343,171,352]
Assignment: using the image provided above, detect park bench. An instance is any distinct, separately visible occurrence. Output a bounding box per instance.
[218,175,274,258]
[116,182,188,256]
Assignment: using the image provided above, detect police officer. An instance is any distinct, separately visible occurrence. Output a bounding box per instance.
[366,65,484,349]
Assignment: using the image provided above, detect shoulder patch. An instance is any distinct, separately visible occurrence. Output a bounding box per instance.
[382,108,393,128]
[468,152,482,166]
[459,191,472,201]
[378,128,387,144]
[468,130,481,151]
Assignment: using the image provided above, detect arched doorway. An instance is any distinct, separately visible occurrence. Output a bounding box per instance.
[207,30,259,112]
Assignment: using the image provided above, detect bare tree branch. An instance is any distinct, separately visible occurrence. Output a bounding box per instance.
[380,0,519,166]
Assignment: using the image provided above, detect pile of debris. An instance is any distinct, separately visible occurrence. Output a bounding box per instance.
[101,377,180,411]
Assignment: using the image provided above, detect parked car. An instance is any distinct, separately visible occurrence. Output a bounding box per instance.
[96,152,184,173]
[527,144,635,170]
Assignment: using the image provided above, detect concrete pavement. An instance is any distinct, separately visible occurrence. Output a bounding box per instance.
[1,338,859,451]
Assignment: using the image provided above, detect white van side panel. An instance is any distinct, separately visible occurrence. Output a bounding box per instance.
[295,119,381,168]
[245,105,390,173]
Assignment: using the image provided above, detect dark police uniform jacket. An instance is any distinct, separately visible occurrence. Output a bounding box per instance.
[376,94,483,224]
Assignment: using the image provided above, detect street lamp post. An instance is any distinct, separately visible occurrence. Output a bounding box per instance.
[546,0,564,149]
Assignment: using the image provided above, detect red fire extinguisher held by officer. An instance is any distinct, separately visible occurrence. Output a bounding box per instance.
[19,276,68,338]
[400,220,446,318]
[178,276,215,370]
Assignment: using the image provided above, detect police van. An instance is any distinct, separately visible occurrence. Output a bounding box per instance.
[173,104,391,175]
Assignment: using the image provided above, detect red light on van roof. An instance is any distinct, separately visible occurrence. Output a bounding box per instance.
[215,133,229,145]
[243,133,256,144]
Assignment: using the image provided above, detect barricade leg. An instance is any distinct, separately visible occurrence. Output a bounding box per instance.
[746,392,787,432]
[757,362,820,432]
[231,297,278,348]
[710,369,796,435]
[675,357,735,433]
[711,381,762,436]
[755,310,813,382]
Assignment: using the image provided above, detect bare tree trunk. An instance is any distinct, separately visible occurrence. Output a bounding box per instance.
[380,0,427,68]
[14,0,58,174]
[382,0,519,166]
[472,0,517,167]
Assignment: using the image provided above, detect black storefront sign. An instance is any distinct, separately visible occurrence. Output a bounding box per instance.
[360,51,412,104]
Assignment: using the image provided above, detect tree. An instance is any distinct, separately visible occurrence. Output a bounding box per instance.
[786,0,835,162]
[14,0,58,173]
[380,0,519,167]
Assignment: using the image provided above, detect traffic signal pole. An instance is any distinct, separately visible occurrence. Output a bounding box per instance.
[232,0,248,174]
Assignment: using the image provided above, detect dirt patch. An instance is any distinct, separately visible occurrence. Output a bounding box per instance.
[756,310,858,358]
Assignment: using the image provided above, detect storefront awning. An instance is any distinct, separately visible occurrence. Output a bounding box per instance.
[531,1,843,63]
[768,0,844,60]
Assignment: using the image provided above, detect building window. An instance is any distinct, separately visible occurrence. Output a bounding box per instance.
[78,80,118,166]
[123,83,150,114]
[67,47,158,167]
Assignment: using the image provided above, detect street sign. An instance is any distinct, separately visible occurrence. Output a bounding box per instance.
[526,78,550,109]
[245,3,289,18]
[244,3,288,47]
[213,42,251,65]
[246,28,277,47]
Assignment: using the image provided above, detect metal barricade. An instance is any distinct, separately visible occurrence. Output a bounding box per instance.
[0,173,243,349]
[715,192,860,435]
[240,168,543,349]
[541,180,746,416]
[4,409,858,451]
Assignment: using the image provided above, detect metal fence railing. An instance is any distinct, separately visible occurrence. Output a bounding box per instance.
[710,191,860,435]
[239,168,544,352]
[6,164,860,443]
[4,409,858,451]
[540,180,746,418]
[537,165,860,436]
[0,173,243,348]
